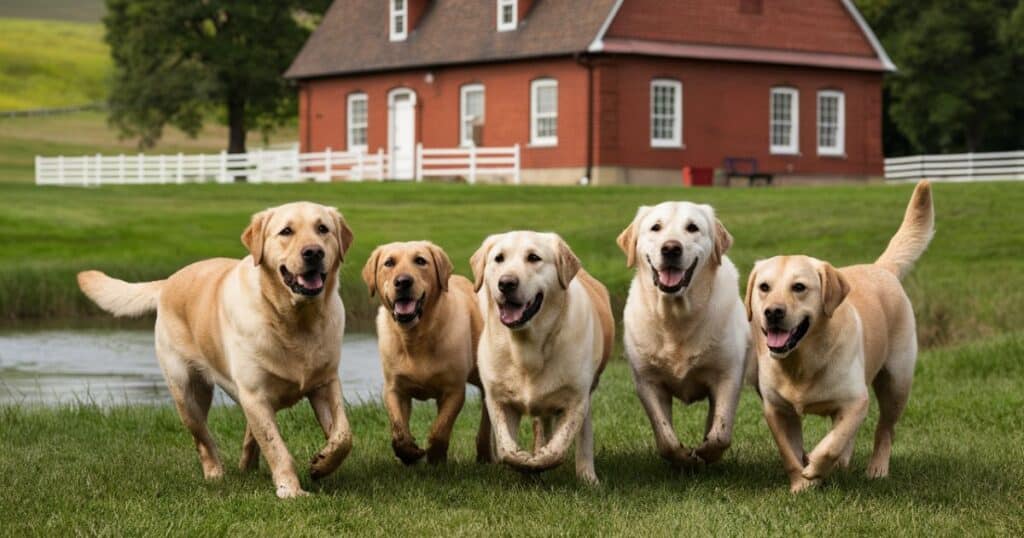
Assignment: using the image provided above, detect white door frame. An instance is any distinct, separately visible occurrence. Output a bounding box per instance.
[387,87,417,180]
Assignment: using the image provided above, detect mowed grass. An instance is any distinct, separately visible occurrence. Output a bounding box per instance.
[2,334,1022,535]
[0,18,110,111]
[1,181,1022,347]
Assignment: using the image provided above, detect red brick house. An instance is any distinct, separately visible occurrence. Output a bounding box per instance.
[285,0,894,184]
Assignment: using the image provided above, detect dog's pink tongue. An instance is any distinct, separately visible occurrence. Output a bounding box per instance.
[658,268,685,287]
[394,300,417,315]
[499,304,526,325]
[766,330,790,348]
[297,273,323,290]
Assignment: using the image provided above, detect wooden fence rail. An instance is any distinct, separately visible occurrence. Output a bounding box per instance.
[885,150,1024,182]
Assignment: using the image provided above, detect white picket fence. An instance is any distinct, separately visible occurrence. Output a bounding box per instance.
[416,143,520,184]
[885,150,1024,182]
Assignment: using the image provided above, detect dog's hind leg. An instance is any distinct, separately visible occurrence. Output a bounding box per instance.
[239,424,261,471]
[475,390,494,463]
[426,389,466,464]
[159,350,223,480]
[868,351,915,479]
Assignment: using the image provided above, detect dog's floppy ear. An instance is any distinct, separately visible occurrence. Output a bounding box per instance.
[712,218,734,267]
[554,235,582,290]
[361,246,382,297]
[427,243,453,293]
[616,206,651,268]
[330,207,355,262]
[241,209,272,267]
[818,262,850,318]
[744,262,760,322]
[470,235,497,293]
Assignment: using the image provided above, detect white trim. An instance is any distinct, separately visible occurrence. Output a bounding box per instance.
[346,93,368,153]
[530,79,558,147]
[460,84,485,147]
[769,87,799,155]
[497,0,517,32]
[816,90,845,157]
[387,88,417,179]
[840,0,896,72]
[587,0,625,52]
[389,0,407,42]
[650,79,683,148]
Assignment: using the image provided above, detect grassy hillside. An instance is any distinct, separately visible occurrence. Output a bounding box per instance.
[1,333,1022,534]
[1,181,1021,348]
[0,0,104,23]
[0,18,110,111]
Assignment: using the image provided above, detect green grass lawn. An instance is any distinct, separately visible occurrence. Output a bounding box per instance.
[2,334,1022,534]
[1,181,1022,347]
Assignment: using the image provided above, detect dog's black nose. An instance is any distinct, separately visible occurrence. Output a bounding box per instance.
[764,306,786,323]
[394,274,413,290]
[498,275,519,294]
[301,245,325,262]
[661,241,683,258]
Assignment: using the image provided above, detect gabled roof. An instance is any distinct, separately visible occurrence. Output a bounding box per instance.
[285,0,620,79]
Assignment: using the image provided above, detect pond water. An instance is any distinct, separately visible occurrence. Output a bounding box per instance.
[0,330,385,407]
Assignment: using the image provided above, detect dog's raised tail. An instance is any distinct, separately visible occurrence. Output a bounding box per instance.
[876,180,934,280]
[77,270,164,317]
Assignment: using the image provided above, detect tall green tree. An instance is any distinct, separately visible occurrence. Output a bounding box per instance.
[857,0,1024,154]
[104,0,328,153]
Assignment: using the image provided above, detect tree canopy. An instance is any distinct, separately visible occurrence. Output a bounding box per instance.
[104,0,329,153]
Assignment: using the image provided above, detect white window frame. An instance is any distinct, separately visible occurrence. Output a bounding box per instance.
[770,87,800,155]
[460,84,485,147]
[389,0,407,42]
[650,79,683,148]
[817,90,845,156]
[497,0,518,31]
[530,79,558,147]
[347,93,368,153]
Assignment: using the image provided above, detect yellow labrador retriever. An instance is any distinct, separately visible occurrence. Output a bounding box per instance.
[617,202,750,467]
[471,231,614,484]
[77,202,355,499]
[746,181,933,492]
[362,241,492,465]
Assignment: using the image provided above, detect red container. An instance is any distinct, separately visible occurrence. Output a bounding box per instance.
[683,166,714,187]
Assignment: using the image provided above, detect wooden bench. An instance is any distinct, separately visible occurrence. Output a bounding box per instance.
[723,157,774,187]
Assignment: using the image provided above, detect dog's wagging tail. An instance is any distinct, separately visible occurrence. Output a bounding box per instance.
[876,180,934,281]
[77,270,163,317]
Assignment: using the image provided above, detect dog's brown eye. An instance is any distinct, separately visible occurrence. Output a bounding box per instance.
[414,256,427,266]
[527,253,541,263]
[651,223,662,232]
[686,223,699,233]
[279,227,293,236]
[494,254,504,263]
[317,224,329,234]
[792,283,806,292]
[759,283,770,292]
[383,258,395,268]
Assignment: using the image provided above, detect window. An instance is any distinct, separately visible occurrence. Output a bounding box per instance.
[390,0,407,41]
[498,0,517,31]
[347,93,368,152]
[530,79,558,146]
[817,90,845,156]
[650,79,683,147]
[770,87,799,154]
[460,84,485,147]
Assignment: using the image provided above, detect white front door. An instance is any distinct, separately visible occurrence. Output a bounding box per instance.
[389,91,416,180]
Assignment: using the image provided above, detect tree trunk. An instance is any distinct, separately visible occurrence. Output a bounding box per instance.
[227,95,247,154]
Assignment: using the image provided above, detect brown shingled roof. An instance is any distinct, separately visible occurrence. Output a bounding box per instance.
[285,0,620,79]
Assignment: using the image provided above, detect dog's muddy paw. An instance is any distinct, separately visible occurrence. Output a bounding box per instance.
[789,476,820,493]
[694,441,729,465]
[663,447,703,471]
[503,450,539,473]
[392,439,426,465]
[426,442,449,465]
[276,485,311,499]
[309,451,342,479]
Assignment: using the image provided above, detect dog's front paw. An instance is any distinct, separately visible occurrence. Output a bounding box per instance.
[276,484,310,499]
[694,439,730,465]
[524,448,564,472]
[660,445,703,470]
[309,448,346,479]
[392,438,426,465]
[789,475,820,493]
[502,449,538,473]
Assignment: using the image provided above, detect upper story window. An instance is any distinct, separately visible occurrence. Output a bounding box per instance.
[498,0,517,31]
[817,90,845,156]
[390,0,407,41]
[460,84,485,147]
[770,87,799,155]
[650,79,683,148]
[530,78,558,146]
[347,93,368,152]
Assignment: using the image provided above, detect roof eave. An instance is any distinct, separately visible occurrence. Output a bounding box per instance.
[840,0,897,72]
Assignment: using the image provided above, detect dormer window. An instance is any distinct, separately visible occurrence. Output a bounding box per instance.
[497,0,517,31]
[390,0,407,41]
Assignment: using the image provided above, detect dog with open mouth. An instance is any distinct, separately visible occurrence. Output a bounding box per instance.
[746,181,934,492]
[616,202,752,469]
[471,231,614,484]
[77,202,355,499]
[362,241,492,465]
